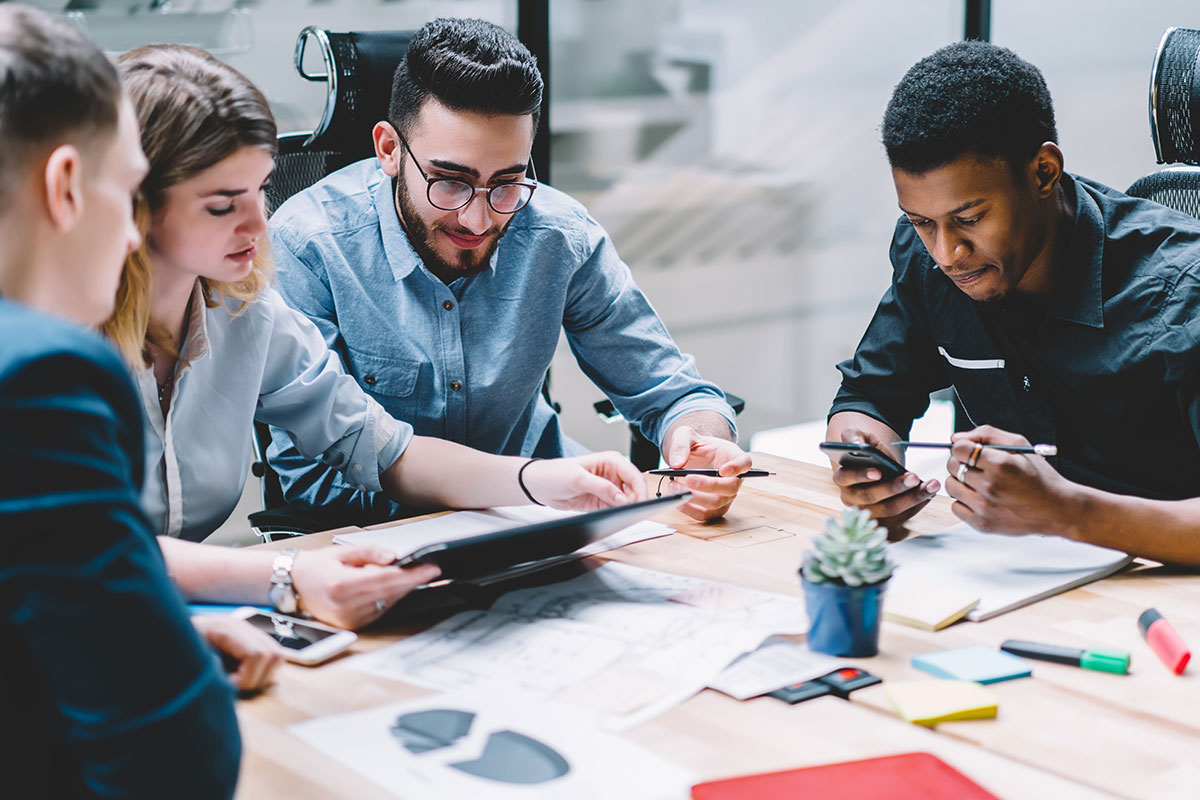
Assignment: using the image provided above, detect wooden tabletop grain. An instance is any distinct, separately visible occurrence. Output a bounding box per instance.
[234,454,1200,799]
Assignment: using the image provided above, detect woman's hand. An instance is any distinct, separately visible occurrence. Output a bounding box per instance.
[289,545,441,630]
[191,615,285,692]
[521,451,648,511]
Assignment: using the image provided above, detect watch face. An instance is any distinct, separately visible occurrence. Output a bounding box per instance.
[269,583,298,614]
[270,549,300,614]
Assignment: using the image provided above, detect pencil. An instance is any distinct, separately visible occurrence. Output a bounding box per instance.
[647,469,775,478]
[891,441,1058,456]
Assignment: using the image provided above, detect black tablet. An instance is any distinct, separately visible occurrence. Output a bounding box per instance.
[393,493,691,583]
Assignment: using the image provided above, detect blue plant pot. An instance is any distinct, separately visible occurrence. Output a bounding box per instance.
[801,576,888,657]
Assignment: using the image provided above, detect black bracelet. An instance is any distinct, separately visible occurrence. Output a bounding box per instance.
[517,458,544,506]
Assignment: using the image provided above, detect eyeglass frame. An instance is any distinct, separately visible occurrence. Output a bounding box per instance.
[398,136,538,215]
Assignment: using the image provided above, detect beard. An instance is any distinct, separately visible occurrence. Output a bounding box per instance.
[395,177,508,285]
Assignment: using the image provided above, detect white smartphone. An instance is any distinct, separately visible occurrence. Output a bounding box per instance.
[230,607,357,665]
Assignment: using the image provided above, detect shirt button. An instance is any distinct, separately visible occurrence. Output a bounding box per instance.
[363,374,377,386]
[353,463,363,473]
[450,380,463,392]
[443,300,454,311]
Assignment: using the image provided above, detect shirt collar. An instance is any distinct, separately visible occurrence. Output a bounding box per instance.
[371,168,504,284]
[178,279,211,368]
[374,174,421,283]
[1047,173,1105,329]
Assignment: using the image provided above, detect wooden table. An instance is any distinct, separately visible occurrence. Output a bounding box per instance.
[233,453,1200,799]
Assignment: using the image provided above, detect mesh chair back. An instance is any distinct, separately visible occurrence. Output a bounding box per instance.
[265,27,413,214]
[1126,165,1200,218]
[1149,27,1200,164]
[1130,28,1200,219]
[267,134,344,214]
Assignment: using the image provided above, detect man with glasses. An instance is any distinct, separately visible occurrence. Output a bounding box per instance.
[269,17,750,523]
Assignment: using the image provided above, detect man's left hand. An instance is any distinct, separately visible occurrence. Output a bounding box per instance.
[946,425,1081,536]
[663,424,752,521]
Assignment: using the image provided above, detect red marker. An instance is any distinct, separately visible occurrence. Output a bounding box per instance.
[1138,608,1191,675]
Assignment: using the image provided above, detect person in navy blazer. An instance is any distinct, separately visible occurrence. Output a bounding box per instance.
[0,6,264,796]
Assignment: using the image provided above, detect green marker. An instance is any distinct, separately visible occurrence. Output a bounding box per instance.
[1000,639,1130,674]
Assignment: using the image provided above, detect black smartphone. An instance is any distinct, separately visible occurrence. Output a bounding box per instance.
[818,441,906,480]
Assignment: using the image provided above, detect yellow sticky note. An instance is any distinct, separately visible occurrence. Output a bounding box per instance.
[883,680,998,727]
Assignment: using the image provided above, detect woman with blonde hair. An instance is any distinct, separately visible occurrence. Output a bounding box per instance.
[103,44,645,629]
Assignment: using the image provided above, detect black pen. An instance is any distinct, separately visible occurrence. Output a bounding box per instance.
[648,468,775,478]
[892,441,1058,456]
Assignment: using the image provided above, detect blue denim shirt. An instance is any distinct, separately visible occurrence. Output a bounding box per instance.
[267,157,734,515]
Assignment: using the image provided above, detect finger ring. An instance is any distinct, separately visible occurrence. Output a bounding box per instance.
[375,599,387,613]
[956,462,969,483]
[967,443,984,469]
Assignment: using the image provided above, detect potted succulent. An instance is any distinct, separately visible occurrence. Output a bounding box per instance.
[801,506,894,657]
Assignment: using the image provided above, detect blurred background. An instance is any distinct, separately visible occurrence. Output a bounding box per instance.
[18,0,1198,537]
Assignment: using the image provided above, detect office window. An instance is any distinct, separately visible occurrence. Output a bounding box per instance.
[546,0,964,449]
[992,0,1195,191]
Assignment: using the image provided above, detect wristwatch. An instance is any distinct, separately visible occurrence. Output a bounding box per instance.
[267,547,301,614]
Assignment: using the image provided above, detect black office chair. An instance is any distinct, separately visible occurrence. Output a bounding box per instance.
[248,28,416,540]
[266,26,414,215]
[1126,27,1200,216]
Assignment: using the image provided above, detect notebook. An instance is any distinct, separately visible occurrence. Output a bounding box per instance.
[884,579,979,631]
[887,522,1133,621]
[691,752,1000,799]
[883,680,998,727]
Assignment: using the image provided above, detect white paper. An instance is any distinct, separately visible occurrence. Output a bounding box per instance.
[348,562,808,728]
[288,687,692,800]
[708,636,845,700]
[332,505,673,560]
[887,522,1133,621]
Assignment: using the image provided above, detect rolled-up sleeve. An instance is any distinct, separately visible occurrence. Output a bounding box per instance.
[563,214,736,445]
[829,220,950,439]
[254,289,412,492]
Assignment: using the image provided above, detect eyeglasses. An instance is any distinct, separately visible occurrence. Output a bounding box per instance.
[400,137,537,215]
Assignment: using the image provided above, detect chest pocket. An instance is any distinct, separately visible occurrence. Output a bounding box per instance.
[938,346,1018,429]
[345,347,421,398]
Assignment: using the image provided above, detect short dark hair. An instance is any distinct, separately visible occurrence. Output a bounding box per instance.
[388,17,543,139]
[882,40,1058,174]
[0,5,122,210]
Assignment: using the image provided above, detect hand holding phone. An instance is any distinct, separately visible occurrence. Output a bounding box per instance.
[230,607,357,665]
[821,425,941,531]
[192,614,285,691]
[818,441,905,480]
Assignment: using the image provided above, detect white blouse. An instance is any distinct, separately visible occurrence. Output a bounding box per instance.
[133,283,411,541]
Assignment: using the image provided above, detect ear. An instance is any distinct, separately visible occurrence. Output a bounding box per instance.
[43,144,84,232]
[1029,142,1064,199]
[373,121,403,178]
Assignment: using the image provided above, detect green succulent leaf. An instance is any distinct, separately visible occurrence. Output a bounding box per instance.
[801,506,894,588]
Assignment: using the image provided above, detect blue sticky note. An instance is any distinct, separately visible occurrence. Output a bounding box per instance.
[911,645,1032,684]
[187,603,271,615]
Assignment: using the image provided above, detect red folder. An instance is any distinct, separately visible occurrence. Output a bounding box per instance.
[691,752,1000,800]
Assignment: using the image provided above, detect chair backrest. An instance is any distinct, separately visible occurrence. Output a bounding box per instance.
[267,27,413,214]
[1126,165,1200,218]
[1128,27,1200,219]
[1148,27,1200,165]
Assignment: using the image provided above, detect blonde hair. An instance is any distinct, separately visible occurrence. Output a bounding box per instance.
[101,44,277,364]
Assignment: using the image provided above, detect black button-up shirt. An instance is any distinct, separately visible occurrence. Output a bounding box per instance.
[831,173,1200,501]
